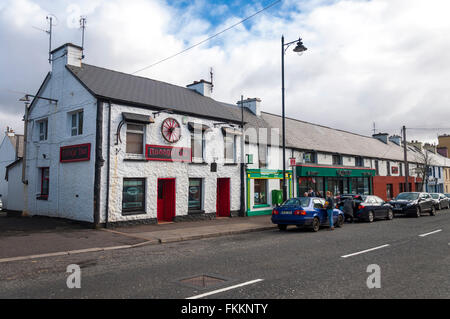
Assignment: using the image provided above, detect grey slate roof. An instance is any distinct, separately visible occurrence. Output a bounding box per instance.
[67,64,242,123]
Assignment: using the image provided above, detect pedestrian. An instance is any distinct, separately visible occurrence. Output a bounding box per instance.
[316,191,322,198]
[308,188,316,197]
[325,191,335,230]
[303,192,309,197]
[343,197,354,223]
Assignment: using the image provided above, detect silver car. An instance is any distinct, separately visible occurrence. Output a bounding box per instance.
[430,193,450,210]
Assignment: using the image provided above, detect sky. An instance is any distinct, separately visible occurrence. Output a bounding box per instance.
[1,0,450,144]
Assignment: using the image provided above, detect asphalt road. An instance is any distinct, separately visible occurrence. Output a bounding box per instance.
[0,209,449,299]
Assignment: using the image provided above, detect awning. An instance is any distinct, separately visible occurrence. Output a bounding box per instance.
[188,122,210,132]
[122,112,155,124]
[221,127,243,136]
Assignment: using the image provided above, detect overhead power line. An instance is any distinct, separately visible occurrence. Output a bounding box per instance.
[132,0,282,75]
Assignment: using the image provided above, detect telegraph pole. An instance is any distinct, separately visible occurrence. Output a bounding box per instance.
[403,125,409,192]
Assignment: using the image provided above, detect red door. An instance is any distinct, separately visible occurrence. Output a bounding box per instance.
[157,179,176,222]
[216,178,230,217]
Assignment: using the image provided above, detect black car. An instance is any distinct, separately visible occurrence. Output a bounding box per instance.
[389,192,436,217]
[430,193,450,210]
[353,195,394,222]
[336,194,365,222]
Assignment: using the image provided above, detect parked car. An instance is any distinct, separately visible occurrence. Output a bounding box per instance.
[430,193,450,210]
[336,194,365,222]
[389,192,436,217]
[0,194,2,211]
[353,195,394,222]
[445,194,450,199]
[272,197,344,232]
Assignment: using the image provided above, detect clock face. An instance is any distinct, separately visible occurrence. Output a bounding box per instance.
[161,118,181,143]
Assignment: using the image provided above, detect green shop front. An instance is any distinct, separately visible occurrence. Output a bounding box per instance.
[296,164,375,196]
[246,169,293,216]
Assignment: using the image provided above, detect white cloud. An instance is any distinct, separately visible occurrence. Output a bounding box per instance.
[1,0,450,144]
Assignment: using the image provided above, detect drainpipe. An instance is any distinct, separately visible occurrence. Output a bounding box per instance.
[21,102,29,185]
[93,100,104,228]
[240,95,246,217]
[105,101,112,228]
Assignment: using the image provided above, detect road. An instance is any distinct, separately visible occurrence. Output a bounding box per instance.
[0,210,449,299]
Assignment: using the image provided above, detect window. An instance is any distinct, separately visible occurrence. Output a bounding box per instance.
[400,163,403,176]
[70,110,83,136]
[355,157,364,167]
[258,144,268,168]
[191,132,205,162]
[188,178,203,211]
[254,179,267,205]
[386,184,394,200]
[224,135,236,162]
[332,154,342,166]
[39,167,49,200]
[126,123,145,154]
[38,119,48,141]
[122,178,145,214]
[304,152,316,164]
[387,161,391,176]
[375,160,379,176]
[438,168,441,179]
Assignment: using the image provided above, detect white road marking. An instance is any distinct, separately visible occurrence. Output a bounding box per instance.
[341,244,390,258]
[186,279,264,299]
[419,229,442,237]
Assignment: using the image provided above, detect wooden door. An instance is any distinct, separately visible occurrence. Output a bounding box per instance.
[216,178,230,217]
[157,179,176,222]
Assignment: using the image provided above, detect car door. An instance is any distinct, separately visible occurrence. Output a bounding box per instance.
[374,196,388,216]
[364,196,377,217]
[312,199,327,224]
[423,194,433,211]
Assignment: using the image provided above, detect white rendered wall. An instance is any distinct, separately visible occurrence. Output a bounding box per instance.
[6,162,24,211]
[0,136,16,207]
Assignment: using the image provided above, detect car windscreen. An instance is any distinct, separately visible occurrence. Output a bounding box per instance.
[395,193,419,200]
[283,198,310,207]
[430,194,439,199]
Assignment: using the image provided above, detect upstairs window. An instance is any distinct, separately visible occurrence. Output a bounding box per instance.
[70,110,83,136]
[355,157,364,167]
[38,119,48,141]
[304,152,316,164]
[375,160,379,176]
[126,123,145,155]
[191,132,205,162]
[258,143,268,168]
[332,154,342,166]
[387,161,391,176]
[224,135,236,163]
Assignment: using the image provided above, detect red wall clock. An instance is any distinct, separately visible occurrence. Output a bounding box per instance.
[161,118,181,143]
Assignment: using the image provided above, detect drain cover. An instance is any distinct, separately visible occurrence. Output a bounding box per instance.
[180,275,227,289]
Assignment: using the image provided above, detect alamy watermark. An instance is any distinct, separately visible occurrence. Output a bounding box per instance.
[366,264,381,289]
[66,264,81,289]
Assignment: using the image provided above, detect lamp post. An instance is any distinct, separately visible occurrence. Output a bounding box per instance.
[281,35,307,201]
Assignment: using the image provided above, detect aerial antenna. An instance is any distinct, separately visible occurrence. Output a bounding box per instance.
[210,67,214,93]
[45,14,58,64]
[373,122,376,135]
[80,16,87,59]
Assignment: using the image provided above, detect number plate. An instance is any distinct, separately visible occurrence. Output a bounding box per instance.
[280,211,292,215]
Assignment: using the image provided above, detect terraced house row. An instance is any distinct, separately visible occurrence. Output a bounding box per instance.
[7,42,450,226]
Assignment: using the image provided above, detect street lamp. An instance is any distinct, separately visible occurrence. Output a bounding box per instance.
[281,36,307,201]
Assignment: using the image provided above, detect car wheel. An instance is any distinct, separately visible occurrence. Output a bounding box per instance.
[311,217,320,232]
[336,215,344,228]
[278,224,287,231]
[430,206,436,216]
[386,209,394,220]
[367,211,374,223]
[414,207,421,218]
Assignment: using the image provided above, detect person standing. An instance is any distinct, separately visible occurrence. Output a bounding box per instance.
[325,191,335,230]
[343,197,355,223]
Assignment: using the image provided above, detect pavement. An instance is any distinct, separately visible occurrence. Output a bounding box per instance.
[0,213,275,261]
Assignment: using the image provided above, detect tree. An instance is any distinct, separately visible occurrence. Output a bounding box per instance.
[413,150,436,192]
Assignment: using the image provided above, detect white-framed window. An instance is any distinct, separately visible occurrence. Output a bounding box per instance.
[38,119,48,141]
[191,131,205,162]
[69,110,83,136]
[126,123,145,155]
[224,135,236,163]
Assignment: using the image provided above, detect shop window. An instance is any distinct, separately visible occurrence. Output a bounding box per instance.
[254,179,267,205]
[38,119,48,141]
[122,178,145,214]
[38,167,49,200]
[70,110,83,136]
[224,135,236,163]
[188,178,203,211]
[126,123,145,155]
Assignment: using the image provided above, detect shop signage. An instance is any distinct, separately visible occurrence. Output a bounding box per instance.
[289,158,296,166]
[337,169,351,176]
[145,145,191,162]
[60,143,91,163]
[391,166,399,174]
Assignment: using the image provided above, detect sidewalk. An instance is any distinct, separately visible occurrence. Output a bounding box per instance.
[104,215,276,243]
[0,214,276,262]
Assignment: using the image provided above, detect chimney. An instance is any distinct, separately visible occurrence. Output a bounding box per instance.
[50,43,83,73]
[424,143,437,154]
[408,140,422,151]
[389,135,402,146]
[237,98,262,116]
[372,133,389,144]
[437,146,448,158]
[186,79,213,97]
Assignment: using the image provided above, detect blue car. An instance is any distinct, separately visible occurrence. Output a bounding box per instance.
[272,197,344,232]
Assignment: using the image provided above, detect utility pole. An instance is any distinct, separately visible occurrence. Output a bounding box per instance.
[240,95,246,216]
[403,125,409,192]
